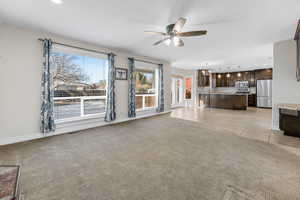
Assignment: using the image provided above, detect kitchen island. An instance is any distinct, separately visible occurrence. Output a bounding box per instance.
[199,93,248,110]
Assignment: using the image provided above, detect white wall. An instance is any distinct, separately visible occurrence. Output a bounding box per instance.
[171,67,198,107]
[0,23,171,144]
[272,39,300,130]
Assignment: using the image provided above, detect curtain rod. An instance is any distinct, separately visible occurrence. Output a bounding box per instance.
[38,38,109,55]
[134,58,162,66]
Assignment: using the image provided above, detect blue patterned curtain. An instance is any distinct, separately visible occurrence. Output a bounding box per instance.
[157,64,164,112]
[40,39,55,134]
[105,53,116,122]
[128,58,136,118]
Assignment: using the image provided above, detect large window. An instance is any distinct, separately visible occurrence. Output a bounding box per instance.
[51,46,108,122]
[135,63,158,111]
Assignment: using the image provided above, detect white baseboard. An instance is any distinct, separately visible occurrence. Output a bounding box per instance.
[0,111,172,146]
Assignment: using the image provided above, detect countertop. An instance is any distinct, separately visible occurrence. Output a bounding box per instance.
[277,103,300,111]
[199,92,249,96]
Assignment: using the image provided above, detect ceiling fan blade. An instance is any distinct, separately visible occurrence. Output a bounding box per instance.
[144,31,166,36]
[178,30,207,37]
[173,17,187,32]
[173,38,184,47]
[153,38,170,46]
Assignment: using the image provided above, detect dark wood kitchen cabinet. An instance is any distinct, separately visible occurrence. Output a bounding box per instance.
[280,108,300,138]
[248,94,256,107]
[216,74,224,87]
[212,69,271,88]
[255,69,272,80]
[199,93,248,110]
[198,70,210,87]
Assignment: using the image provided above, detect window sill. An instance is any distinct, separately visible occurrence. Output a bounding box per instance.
[136,107,158,116]
[56,113,105,125]
[55,114,104,133]
[136,107,157,112]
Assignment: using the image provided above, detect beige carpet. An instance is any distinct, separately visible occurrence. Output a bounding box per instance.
[1,115,300,200]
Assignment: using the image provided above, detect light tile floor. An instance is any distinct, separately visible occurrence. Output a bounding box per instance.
[171,107,300,156]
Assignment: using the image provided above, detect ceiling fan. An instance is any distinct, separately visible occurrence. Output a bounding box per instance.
[145,17,207,47]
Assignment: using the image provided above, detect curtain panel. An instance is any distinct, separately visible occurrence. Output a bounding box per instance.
[104,53,116,122]
[157,64,164,112]
[128,58,136,118]
[40,39,56,134]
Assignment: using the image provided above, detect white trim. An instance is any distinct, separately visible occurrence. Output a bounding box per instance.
[0,111,172,146]
[136,107,157,112]
[55,113,106,124]
[136,107,157,113]
[171,105,184,109]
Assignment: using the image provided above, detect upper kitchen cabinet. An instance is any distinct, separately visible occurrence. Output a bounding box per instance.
[216,73,226,87]
[198,70,210,87]
[255,69,273,80]
[243,71,256,87]
[212,69,272,88]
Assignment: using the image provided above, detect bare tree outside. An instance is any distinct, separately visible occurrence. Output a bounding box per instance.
[51,53,90,89]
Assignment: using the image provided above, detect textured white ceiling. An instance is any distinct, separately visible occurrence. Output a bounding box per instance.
[0,0,299,70]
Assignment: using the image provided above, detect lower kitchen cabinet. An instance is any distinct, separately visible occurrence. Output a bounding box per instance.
[280,108,300,138]
[248,94,256,107]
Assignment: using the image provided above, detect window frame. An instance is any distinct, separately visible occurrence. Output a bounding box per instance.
[134,64,159,112]
[51,45,109,124]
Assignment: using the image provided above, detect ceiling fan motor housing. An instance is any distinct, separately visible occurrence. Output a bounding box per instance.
[166,24,175,34]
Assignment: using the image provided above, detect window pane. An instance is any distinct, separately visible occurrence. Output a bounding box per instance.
[145,96,155,107]
[135,69,157,110]
[135,70,155,94]
[54,99,81,120]
[136,96,143,110]
[51,50,108,121]
[84,99,106,115]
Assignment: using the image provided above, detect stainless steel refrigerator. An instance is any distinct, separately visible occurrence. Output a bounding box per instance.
[257,79,272,108]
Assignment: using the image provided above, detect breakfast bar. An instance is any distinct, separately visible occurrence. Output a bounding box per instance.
[199,93,248,110]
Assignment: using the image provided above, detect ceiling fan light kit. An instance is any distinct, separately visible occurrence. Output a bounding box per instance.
[145,17,207,47]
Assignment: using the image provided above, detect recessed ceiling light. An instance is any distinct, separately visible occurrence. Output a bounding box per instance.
[51,0,63,4]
